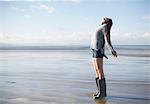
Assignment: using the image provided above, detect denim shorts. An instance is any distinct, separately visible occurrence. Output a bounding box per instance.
[92,49,104,58]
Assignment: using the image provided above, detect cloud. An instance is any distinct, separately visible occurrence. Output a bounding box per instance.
[142,16,150,20]
[11,6,31,19]
[114,32,150,40]
[111,31,150,45]
[32,4,55,14]
[11,4,54,15]
[52,0,80,3]
[0,31,92,45]
[1,31,149,45]
[11,6,25,12]
[24,14,31,19]
[141,32,150,39]
[39,4,55,14]
[11,7,19,11]
[1,0,13,1]
[29,0,80,3]
[3,0,80,2]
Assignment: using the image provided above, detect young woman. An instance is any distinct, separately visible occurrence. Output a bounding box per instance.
[91,17,117,99]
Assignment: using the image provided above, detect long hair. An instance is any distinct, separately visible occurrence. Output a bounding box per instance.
[101,17,113,26]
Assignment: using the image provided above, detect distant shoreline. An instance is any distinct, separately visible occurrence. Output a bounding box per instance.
[0,45,149,50]
[0,46,89,50]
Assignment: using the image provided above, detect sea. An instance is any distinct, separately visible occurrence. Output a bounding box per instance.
[0,45,149,104]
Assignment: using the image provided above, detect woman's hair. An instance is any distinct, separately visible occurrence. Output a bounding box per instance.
[101,17,113,26]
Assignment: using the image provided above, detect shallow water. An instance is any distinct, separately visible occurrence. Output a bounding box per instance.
[0,49,149,104]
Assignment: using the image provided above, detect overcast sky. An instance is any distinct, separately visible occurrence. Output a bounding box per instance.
[0,0,149,46]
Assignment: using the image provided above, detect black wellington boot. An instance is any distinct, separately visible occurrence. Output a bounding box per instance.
[94,78,107,99]
[93,77,99,97]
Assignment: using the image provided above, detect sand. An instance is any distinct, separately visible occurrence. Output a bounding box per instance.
[0,72,149,104]
[0,49,149,104]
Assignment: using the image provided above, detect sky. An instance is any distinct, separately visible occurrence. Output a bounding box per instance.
[0,0,149,46]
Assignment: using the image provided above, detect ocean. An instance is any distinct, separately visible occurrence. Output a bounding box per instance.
[0,45,149,104]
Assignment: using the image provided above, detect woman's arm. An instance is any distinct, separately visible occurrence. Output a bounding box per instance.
[104,26,117,57]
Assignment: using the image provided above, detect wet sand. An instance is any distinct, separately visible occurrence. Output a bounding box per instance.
[0,50,149,104]
[0,72,149,104]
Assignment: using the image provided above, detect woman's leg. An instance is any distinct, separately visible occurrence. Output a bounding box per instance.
[94,58,107,99]
[95,58,105,79]
[92,58,100,96]
[92,58,99,78]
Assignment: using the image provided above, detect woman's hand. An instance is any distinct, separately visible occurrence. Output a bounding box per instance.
[111,50,117,57]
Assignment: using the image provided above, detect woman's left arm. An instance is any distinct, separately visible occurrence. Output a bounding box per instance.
[104,26,117,57]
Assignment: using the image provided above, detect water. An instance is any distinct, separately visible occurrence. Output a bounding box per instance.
[0,45,149,104]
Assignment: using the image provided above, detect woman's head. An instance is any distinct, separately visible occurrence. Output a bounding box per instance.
[101,17,113,27]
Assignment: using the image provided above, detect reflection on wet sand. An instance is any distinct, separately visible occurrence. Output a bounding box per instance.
[95,98,107,104]
[93,95,150,104]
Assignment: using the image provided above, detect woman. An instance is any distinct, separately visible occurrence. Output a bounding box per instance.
[91,17,117,99]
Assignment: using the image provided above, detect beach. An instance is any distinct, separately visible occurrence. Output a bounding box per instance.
[0,45,149,104]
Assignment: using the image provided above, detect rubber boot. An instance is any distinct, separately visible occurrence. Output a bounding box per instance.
[94,78,107,99]
[93,77,99,96]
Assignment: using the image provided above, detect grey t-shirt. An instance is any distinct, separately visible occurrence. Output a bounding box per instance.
[90,24,107,54]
